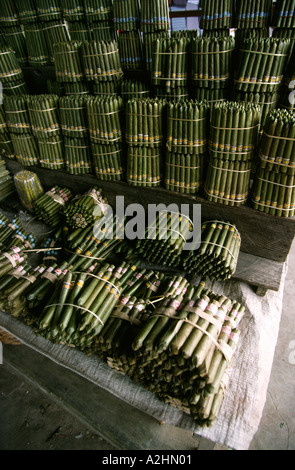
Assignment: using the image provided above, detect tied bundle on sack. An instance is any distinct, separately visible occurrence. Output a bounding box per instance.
[131,278,245,427]
[13,170,44,212]
[182,220,241,281]
[235,0,273,29]
[134,209,194,269]
[86,95,123,144]
[125,98,166,148]
[0,157,15,202]
[140,0,170,33]
[190,36,235,89]
[251,109,295,217]
[53,41,84,83]
[0,48,28,96]
[152,38,190,92]
[127,146,162,187]
[204,101,261,207]
[200,0,234,30]
[91,142,124,181]
[234,37,291,93]
[34,186,73,227]
[81,40,123,83]
[64,187,108,230]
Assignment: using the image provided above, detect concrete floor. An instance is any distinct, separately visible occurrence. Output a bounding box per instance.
[0,241,294,451]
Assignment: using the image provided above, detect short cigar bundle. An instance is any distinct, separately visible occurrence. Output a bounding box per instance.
[91,142,124,181]
[190,36,235,89]
[165,152,206,195]
[234,37,291,93]
[53,41,84,83]
[235,0,273,29]
[251,109,295,217]
[81,40,123,83]
[182,220,241,280]
[204,101,260,206]
[86,95,124,144]
[152,38,190,91]
[34,186,73,227]
[126,146,162,187]
[134,210,194,268]
[64,187,108,230]
[125,98,166,148]
[166,100,209,155]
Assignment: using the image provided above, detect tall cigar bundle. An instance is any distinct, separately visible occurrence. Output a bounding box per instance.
[233,91,280,129]
[190,36,235,89]
[235,0,273,29]
[140,0,170,33]
[118,30,144,71]
[165,100,209,195]
[182,220,241,280]
[81,40,123,83]
[27,94,64,169]
[113,0,140,31]
[234,37,291,93]
[152,37,190,92]
[130,278,245,427]
[273,0,295,28]
[0,105,14,160]
[127,146,162,187]
[204,101,261,206]
[0,156,15,202]
[120,79,150,104]
[53,41,84,83]
[142,31,169,71]
[0,47,28,96]
[251,108,295,217]
[200,0,234,31]
[64,187,108,230]
[0,25,28,66]
[59,95,92,175]
[134,209,193,268]
[34,186,73,227]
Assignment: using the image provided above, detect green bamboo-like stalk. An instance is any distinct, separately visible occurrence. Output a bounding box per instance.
[191,36,235,90]
[91,142,124,181]
[53,41,84,82]
[182,219,241,279]
[233,90,280,130]
[140,0,170,32]
[200,0,234,30]
[113,0,140,31]
[13,170,44,211]
[81,40,123,83]
[273,0,295,28]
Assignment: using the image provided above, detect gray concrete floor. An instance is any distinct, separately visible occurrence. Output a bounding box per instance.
[0,241,294,451]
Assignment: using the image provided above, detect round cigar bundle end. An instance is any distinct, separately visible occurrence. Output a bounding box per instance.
[182,220,241,280]
[64,187,108,229]
[14,170,44,211]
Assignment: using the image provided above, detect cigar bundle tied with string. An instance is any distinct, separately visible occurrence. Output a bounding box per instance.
[182,220,241,280]
[142,30,170,71]
[235,0,273,29]
[140,0,170,33]
[233,91,280,130]
[0,157,15,202]
[3,95,32,135]
[131,276,245,426]
[200,0,234,30]
[152,37,190,91]
[35,0,63,21]
[0,105,14,159]
[204,101,261,206]
[165,151,206,195]
[84,0,113,22]
[113,0,140,31]
[127,146,162,187]
[53,41,84,83]
[120,79,150,104]
[134,209,194,269]
[81,40,123,83]
[91,142,124,181]
[23,22,50,67]
[62,0,85,22]
[64,187,108,230]
[190,36,235,90]
[0,47,28,95]
[273,0,295,28]
[13,170,44,212]
[64,136,92,175]
[0,25,27,67]
[34,186,73,227]
[118,30,144,71]
[86,95,123,144]
[125,98,166,148]
[59,94,89,139]
[234,37,291,93]
[251,108,295,217]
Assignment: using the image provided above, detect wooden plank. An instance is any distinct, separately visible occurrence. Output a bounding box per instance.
[5,160,295,264]
[233,253,284,292]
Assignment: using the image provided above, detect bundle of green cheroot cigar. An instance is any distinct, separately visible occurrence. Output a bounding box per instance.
[251,108,295,217]
[140,0,170,32]
[235,0,273,29]
[113,0,140,31]
[54,41,84,83]
[127,146,162,187]
[273,0,295,28]
[190,36,235,89]
[234,37,291,93]
[13,170,44,211]
[130,277,245,427]
[87,95,124,144]
[0,105,14,160]
[204,101,261,206]
[81,40,123,82]
[133,209,194,268]
[0,157,15,202]
[0,47,28,96]
[118,30,144,71]
[142,30,169,71]
[91,142,124,181]
[125,98,166,147]
[34,186,73,227]
[151,37,190,91]
[200,0,234,30]
[182,220,241,280]
[165,152,206,194]
[64,187,108,230]
[1,24,28,66]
